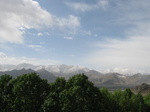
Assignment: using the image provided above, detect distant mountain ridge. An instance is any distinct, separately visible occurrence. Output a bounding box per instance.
[0,63,148,75]
[1,63,150,89]
[0,63,99,78]
[0,63,89,72]
[0,63,102,79]
[0,68,56,82]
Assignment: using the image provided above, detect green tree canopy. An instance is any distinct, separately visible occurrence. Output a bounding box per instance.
[60,74,102,112]
[42,77,66,112]
[0,73,149,112]
[0,75,13,112]
[12,72,50,112]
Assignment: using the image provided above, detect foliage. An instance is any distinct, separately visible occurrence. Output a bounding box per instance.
[100,88,117,112]
[12,72,50,112]
[42,77,66,112]
[59,74,102,112]
[0,73,150,112]
[0,75,13,112]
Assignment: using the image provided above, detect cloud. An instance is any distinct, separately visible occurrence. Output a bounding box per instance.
[0,52,7,58]
[114,0,150,37]
[37,32,43,36]
[27,45,42,49]
[55,15,80,34]
[56,15,80,28]
[0,52,59,65]
[66,0,108,12]
[100,67,145,75]
[0,0,53,43]
[0,0,80,43]
[27,44,43,52]
[85,0,150,72]
[64,36,73,40]
[88,36,150,71]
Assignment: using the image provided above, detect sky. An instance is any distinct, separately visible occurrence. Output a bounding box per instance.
[0,0,150,73]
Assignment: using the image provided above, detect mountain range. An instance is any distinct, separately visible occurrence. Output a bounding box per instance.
[131,83,150,95]
[0,63,150,90]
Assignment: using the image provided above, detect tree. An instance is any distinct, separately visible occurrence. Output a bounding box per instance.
[144,94,150,110]
[42,77,66,112]
[122,88,134,112]
[100,88,116,112]
[111,89,134,112]
[12,73,50,112]
[131,94,147,112]
[112,89,125,112]
[112,88,147,112]
[0,75,13,112]
[60,74,102,112]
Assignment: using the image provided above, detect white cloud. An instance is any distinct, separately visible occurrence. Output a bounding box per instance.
[0,0,80,43]
[0,52,59,65]
[0,0,53,43]
[55,15,80,34]
[85,0,150,72]
[0,52,7,58]
[66,0,109,12]
[113,0,150,38]
[37,32,43,36]
[64,36,73,40]
[87,36,150,72]
[27,45,42,49]
[100,67,145,75]
[27,44,43,51]
[56,15,80,28]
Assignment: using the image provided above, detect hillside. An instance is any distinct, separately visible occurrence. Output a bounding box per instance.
[131,83,150,96]
[1,63,150,90]
[0,68,56,82]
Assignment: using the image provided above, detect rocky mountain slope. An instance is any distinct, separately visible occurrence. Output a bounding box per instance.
[0,68,56,82]
[131,83,150,95]
[1,63,150,89]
